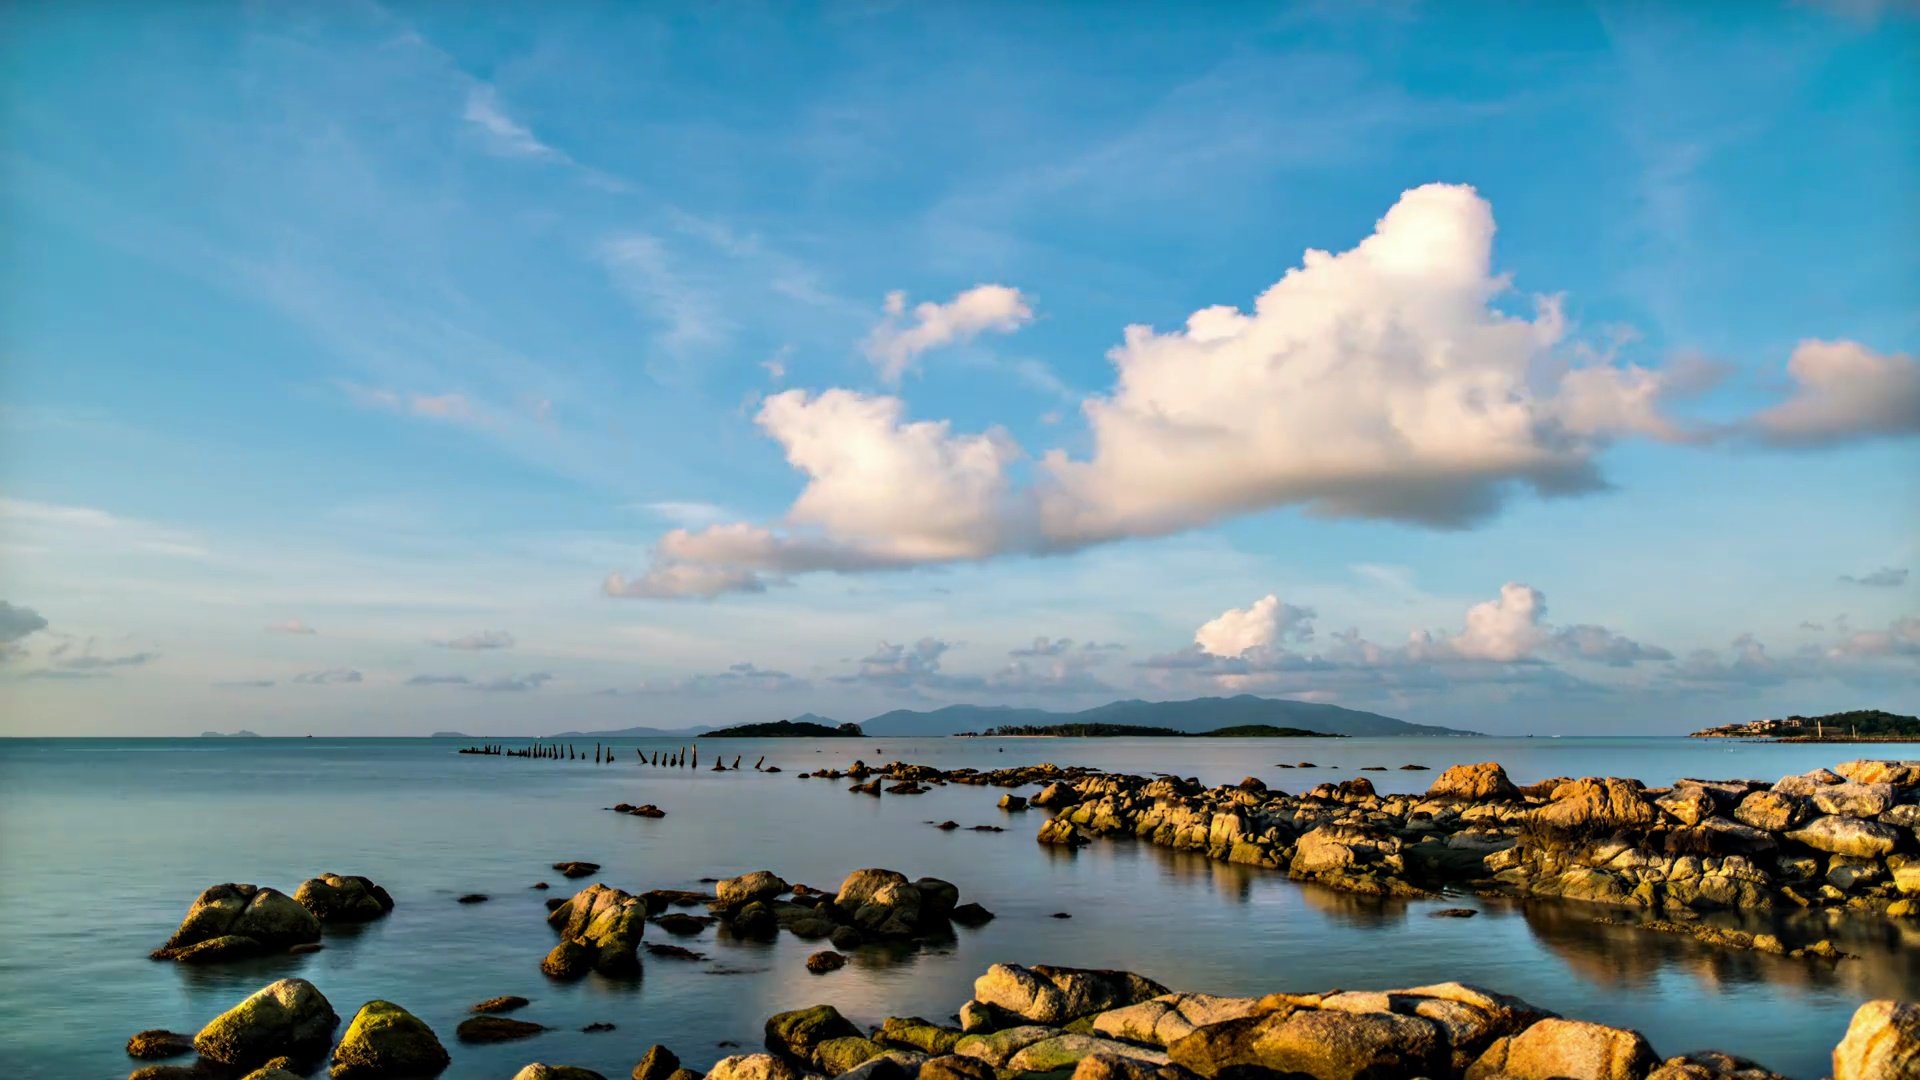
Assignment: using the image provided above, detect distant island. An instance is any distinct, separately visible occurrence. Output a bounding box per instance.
[1690,709,1920,742]
[704,719,864,738]
[962,722,1344,738]
[198,729,261,738]
[430,731,473,739]
[545,696,1473,740]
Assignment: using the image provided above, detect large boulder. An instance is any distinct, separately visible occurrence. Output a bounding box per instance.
[1531,779,1657,831]
[716,871,789,909]
[543,884,647,978]
[1427,763,1519,802]
[972,964,1170,1026]
[1006,1034,1169,1073]
[1466,1018,1658,1080]
[1832,1000,1920,1080]
[765,1005,860,1064]
[513,1067,610,1080]
[293,874,394,924]
[194,978,340,1070]
[329,1000,449,1078]
[631,1045,680,1080]
[879,1017,963,1056]
[154,884,322,960]
[1167,1008,1447,1080]
[833,869,935,937]
[1785,816,1902,858]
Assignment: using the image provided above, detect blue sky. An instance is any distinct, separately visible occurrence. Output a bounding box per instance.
[1,0,1914,736]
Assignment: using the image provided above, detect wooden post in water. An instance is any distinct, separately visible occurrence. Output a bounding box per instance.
[733,755,741,770]
[754,756,764,771]
[692,744,699,769]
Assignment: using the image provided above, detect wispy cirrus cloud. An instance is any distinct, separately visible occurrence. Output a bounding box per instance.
[1840,566,1908,588]
[293,668,363,685]
[434,630,515,651]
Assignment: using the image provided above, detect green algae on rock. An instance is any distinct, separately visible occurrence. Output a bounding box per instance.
[193,978,339,1070]
[328,999,449,1078]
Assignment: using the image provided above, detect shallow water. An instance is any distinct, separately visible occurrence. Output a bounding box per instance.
[1,735,1916,1079]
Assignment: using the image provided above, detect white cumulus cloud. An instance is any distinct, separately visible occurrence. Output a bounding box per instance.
[1751,340,1920,446]
[866,284,1035,382]
[1195,595,1316,658]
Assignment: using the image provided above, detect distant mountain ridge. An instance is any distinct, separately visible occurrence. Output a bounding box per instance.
[863,696,1473,737]
[544,695,1471,740]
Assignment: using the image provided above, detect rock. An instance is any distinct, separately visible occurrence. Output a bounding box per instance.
[1006,1034,1169,1073]
[949,902,995,927]
[731,901,778,939]
[1428,763,1519,801]
[920,1055,997,1080]
[1786,815,1901,858]
[999,795,1029,810]
[806,951,846,974]
[1038,817,1092,846]
[836,1057,912,1080]
[1834,760,1920,787]
[972,963,1170,1025]
[717,871,790,908]
[1646,1049,1789,1080]
[1812,782,1898,819]
[1167,1008,1446,1080]
[241,1067,305,1080]
[1658,788,1718,827]
[765,1004,860,1063]
[172,935,269,964]
[1033,782,1081,808]
[512,1067,610,1080]
[543,884,647,978]
[552,861,601,879]
[834,869,925,936]
[127,1030,195,1059]
[1431,908,1478,918]
[707,1054,803,1080]
[328,1000,449,1078]
[1072,1053,1202,1080]
[880,1017,963,1056]
[631,1045,680,1080]
[1092,993,1264,1048]
[1732,791,1809,832]
[292,874,394,923]
[473,996,531,1014]
[154,884,322,960]
[1531,778,1657,831]
[1466,1018,1658,1080]
[953,1026,1062,1067]
[194,978,340,1070]
[457,894,489,904]
[457,1016,546,1043]
[1832,999,1920,1080]
[815,1036,888,1074]
[654,913,714,935]
[914,877,961,921]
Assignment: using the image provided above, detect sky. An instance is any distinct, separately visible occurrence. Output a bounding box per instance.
[1,0,1915,737]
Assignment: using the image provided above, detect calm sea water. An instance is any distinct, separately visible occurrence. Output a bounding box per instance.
[2,735,1917,1080]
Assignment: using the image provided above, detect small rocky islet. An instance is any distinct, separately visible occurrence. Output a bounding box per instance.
[126,757,1920,1078]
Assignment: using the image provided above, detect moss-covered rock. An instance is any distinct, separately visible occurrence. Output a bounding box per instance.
[880,1016,963,1056]
[814,1036,887,1074]
[630,1044,680,1080]
[512,1067,610,1080]
[154,885,321,961]
[764,1004,859,1062]
[293,874,394,923]
[194,978,339,1069]
[127,1029,196,1059]
[328,1000,449,1078]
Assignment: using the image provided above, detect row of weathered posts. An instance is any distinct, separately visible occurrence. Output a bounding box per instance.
[457,741,774,773]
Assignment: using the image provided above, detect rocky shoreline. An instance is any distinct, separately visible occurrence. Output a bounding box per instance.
[126,959,1914,1079]
[832,756,1920,930]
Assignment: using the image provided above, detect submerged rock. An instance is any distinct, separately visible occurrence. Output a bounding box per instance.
[471,995,531,1014]
[328,1000,449,1078]
[457,1015,547,1043]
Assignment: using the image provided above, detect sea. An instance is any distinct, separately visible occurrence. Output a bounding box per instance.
[2,735,1916,1080]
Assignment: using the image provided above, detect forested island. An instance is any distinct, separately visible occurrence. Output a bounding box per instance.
[958,722,1344,738]
[1690,709,1920,741]
[702,719,864,738]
